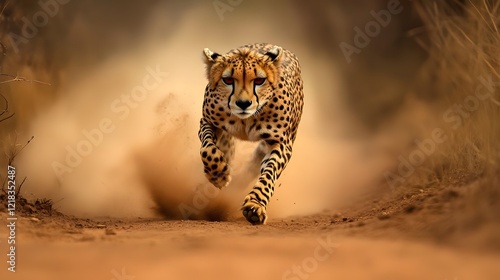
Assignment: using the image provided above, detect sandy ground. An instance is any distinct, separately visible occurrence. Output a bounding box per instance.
[2,179,500,280]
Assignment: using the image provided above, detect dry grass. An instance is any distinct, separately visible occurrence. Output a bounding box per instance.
[413,0,499,182]
[408,0,500,243]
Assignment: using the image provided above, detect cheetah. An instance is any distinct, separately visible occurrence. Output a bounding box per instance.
[199,43,304,225]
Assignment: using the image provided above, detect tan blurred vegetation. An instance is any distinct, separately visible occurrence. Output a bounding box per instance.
[413,0,500,240]
[415,0,499,179]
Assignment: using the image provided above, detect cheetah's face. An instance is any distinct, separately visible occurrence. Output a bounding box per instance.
[203,46,283,119]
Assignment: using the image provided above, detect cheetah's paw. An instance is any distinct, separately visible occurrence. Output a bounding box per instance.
[241,197,267,225]
[201,146,231,189]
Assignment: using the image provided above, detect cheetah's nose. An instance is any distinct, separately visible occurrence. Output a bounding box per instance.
[235,99,252,110]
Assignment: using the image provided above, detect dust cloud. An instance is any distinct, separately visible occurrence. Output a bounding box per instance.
[8,1,396,220]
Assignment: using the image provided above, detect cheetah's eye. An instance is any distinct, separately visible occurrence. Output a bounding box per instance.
[222,77,234,85]
[254,78,266,86]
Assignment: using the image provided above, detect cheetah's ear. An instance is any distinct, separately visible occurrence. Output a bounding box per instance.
[264,46,283,63]
[203,48,221,64]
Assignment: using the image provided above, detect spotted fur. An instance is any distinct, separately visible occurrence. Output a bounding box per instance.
[198,43,304,225]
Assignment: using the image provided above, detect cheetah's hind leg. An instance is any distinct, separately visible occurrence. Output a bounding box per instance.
[210,129,235,187]
[248,141,269,175]
[215,130,235,166]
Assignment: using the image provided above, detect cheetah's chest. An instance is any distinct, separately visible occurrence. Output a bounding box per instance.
[223,118,263,142]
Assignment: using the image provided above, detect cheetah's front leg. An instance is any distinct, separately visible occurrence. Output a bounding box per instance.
[198,118,232,189]
[242,141,293,224]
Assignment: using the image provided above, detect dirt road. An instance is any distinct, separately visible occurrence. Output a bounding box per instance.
[2,179,500,280]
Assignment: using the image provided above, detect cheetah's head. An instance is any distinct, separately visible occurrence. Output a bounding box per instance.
[202,46,283,119]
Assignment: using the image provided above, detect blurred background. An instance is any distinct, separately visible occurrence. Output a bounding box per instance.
[0,0,498,240]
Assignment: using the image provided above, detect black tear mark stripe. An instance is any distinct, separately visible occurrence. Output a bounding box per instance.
[253,84,259,105]
[227,68,235,110]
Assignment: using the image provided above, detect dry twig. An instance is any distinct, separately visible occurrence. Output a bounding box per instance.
[0,73,51,85]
